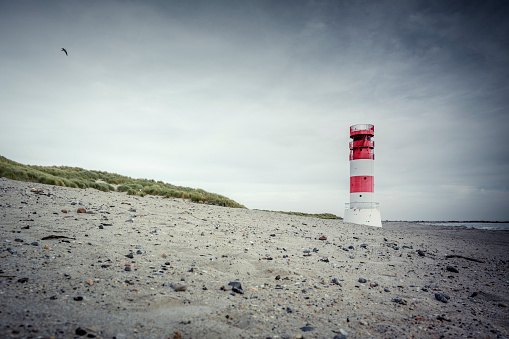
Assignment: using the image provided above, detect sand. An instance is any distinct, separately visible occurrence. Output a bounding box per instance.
[1,177,508,338]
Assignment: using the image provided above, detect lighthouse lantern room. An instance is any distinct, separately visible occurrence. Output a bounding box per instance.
[344,124,382,227]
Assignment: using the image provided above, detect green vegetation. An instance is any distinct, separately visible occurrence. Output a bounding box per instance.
[258,210,342,220]
[0,155,245,208]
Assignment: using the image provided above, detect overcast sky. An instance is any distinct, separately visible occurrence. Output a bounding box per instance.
[1,0,508,221]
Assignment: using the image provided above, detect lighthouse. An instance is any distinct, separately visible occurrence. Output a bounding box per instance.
[344,124,382,227]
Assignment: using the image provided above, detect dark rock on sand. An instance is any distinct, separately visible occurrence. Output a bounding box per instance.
[435,293,450,303]
[446,265,459,273]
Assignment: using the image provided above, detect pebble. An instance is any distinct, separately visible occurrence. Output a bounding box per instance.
[170,283,187,292]
[331,278,342,286]
[300,326,315,332]
[228,281,244,294]
[358,278,367,283]
[435,292,450,303]
[77,207,86,213]
[392,297,407,305]
[319,236,327,240]
[417,250,426,256]
[75,327,87,336]
[6,247,17,254]
[446,265,459,273]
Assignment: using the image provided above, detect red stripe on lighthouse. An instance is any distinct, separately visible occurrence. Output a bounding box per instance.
[350,176,374,193]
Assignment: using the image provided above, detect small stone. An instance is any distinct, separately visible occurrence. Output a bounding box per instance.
[170,283,187,292]
[417,250,426,256]
[125,253,134,259]
[358,278,367,283]
[435,292,450,303]
[74,296,84,301]
[446,265,459,273]
[124,266,132,272]
[331,278,342,286]
[370,282,379,288]
[31,241,39,246]
[360,243,367,248]
[228,281,244,294]
[86,279,94,285]
[77,207,86,213]
[300,326,315,332]
[162,253,167,258]
[44,244,51,250]
[61,209,68,213]
[498,303,507,308]
[75,327,87,336]
[17,277,29,283]
[14,238,24,242]
[319,236,327,240]
[7,247,17,254]
[392,297,407,305]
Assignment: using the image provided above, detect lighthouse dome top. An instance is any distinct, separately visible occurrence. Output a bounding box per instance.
[350,124,374,137]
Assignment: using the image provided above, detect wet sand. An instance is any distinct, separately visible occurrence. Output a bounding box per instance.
[1,177,508,338]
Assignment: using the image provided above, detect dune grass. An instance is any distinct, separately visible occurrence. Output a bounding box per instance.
[0,155,245,208]
[258,210,342,220]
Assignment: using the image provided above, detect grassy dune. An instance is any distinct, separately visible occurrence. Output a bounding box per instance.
[0,155,342,218]
[0,155,245,208]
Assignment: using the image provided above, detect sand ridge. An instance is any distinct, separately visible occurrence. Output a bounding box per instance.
[1,177,508,338]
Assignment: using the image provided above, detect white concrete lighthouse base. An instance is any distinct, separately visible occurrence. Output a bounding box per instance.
[344,208,382,227]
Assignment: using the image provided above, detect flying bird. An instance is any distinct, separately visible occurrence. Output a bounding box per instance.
[61,48,68,56]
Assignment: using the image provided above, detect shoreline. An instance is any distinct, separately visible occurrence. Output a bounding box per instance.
[1,177,508,338]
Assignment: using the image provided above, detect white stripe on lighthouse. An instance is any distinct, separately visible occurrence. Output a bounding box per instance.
[350,159,374,177]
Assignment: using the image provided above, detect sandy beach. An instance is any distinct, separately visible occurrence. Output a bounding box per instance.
[1,177,508,338]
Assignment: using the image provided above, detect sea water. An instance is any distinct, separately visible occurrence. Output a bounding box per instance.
[417,222,509,231]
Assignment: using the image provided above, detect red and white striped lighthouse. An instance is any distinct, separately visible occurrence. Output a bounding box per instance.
[344,124,382,227]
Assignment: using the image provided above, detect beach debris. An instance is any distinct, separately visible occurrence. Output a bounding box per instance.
[446,265,459,273]
[86,279,94,285]
[445,254,485,263]
[44,244,51,250]
[17,277,29,283]
[41,235,76,240]
[77,207,86,213]
[435,293,450,303]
